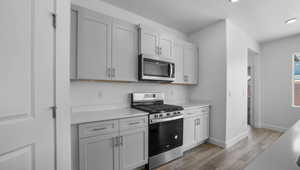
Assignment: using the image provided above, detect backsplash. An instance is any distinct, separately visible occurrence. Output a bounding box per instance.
[71,81,189,112]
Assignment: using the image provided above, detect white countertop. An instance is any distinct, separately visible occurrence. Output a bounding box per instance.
[178,102,210,109]
[71,108,148,124]
[71,102,209,124]
[246,120,300,170]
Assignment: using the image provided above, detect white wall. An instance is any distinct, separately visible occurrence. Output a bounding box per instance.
[225,20,260,143]
[188,21,228,144]
[188,20,260,147]
[70,0,190,111]
[260,34,300,131]
[71,81,189,111]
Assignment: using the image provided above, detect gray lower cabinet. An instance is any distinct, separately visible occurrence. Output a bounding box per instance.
[79,133,119,170]
[77,116,148,170]
[183,106,209,151]
[119,128,148,170]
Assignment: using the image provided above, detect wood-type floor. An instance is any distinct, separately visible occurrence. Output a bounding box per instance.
[155,128,282,170]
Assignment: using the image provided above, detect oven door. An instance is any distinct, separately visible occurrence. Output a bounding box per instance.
[139,55,175,82]
[149,118,183,157]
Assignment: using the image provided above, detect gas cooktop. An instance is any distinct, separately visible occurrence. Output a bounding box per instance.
[133,104,183,114]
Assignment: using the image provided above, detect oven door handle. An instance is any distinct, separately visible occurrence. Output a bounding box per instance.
[150,115,184,124]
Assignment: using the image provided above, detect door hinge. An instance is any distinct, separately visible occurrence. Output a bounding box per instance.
[51,106,57,119]
[52,13,56,29]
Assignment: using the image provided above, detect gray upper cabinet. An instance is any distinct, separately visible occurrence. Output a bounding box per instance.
[138,25,159,56]
[183,43,198,84]
[71,6,138,82]
[159,34,173,59]
[77,8,112,80]
[139,26,173,59]
[174,42,184,84]
[173,41,198,84]
[112,19,138,82]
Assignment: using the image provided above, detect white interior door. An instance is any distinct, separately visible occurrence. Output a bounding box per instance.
[0,0,55,170]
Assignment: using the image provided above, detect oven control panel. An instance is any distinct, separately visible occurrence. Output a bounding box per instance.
[149,111,183,124]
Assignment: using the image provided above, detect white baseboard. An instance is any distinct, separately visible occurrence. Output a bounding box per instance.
[261,123,288,132]
[208,137,226,148]
[209,129,249,149]
[225,130,249,148]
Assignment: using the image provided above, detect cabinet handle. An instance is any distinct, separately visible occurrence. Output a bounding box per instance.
[112,68,116,77]
[107,68,111,77]
[120,136,123,146]
[159,47,162,55]
[113,136,119,147]
[91,127,107,131]
[129,121,140,125]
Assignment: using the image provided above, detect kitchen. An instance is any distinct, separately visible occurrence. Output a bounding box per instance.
[2,0,300,170]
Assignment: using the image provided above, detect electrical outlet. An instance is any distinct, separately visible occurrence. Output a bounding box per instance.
[97,91,103,99]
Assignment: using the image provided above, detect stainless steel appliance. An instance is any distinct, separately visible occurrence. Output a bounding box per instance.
[131,93,183,169]
[138,54,175,82]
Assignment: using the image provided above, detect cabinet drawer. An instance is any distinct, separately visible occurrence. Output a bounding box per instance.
[184,106,209,117]
[120,116,148,131]
[79,120,119,138]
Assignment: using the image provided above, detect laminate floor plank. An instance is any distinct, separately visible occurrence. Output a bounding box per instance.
[154,128,282,170]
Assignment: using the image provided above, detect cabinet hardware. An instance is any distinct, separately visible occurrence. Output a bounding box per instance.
[107,68,111,77]
[91,127,107,131]
[159,47,162,55]
[129,122,140,125]
[111,68,116,77]
[120,136,123,146]
[113,137,118,147]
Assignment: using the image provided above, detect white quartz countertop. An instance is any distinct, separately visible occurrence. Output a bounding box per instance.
[245,120,300,170]
[71,108,148,124]
[179,102,210,109]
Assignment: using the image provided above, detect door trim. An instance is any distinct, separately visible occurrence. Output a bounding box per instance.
[55,0,71,170]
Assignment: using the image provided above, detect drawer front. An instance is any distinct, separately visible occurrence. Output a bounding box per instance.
[79,120,119,138]
[184,106,209,117]
[120,116,148,131]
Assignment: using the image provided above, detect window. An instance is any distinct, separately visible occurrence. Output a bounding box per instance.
[293,54,300,106]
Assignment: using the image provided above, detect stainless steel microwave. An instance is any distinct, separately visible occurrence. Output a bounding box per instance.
[138,54,175,82]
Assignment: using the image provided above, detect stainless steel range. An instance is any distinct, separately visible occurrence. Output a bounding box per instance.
[131,92,184,170]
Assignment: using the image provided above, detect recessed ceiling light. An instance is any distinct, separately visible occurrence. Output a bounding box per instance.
[285,18,297,24]
[229,0,240,3]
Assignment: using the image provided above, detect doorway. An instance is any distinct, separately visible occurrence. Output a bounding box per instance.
[247,50,257,127]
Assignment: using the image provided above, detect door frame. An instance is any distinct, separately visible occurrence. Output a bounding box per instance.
[55,0,71,170]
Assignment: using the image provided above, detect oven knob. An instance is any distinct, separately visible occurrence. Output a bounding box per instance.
[154,115,158,118]
[159,114,163,117]
[166,113,170,116]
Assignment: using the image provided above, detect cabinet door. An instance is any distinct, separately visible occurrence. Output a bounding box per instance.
[183,116,197,150]
[200,114,209,141]
[70,9,78,80]
[79,133,119,170]
[159,34,173,59]
[183,45,198,84]
[119,128,148,170]
[77,8,112,80]
[112,20,138,82]
[139,26,159,56]
[173,43,184,83]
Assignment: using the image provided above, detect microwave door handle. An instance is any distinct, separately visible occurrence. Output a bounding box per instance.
[170,64,174,78]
